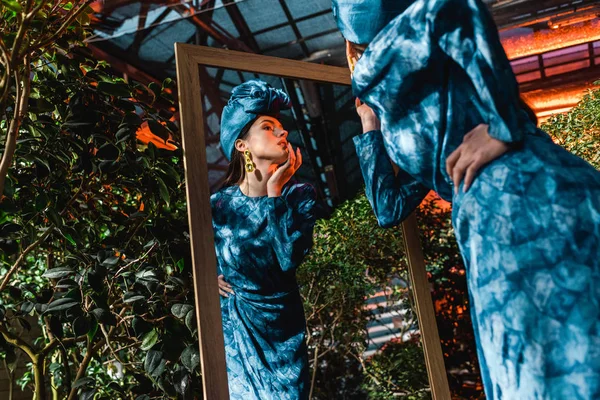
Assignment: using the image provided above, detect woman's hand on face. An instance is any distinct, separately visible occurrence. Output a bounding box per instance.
[355,98,381,133]
[446,123,510,194]
[218,274,234,298]
[267,143,302,197]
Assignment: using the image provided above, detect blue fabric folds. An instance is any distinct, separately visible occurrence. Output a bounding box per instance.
[211,183,316,399]
[331,0,413,44]
[220,80,292,160]
[346,0,600,398]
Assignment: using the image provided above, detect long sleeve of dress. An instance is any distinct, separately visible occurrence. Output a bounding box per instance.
[432,0,529,144]
[353,130,429,228]
[267,183,317,272]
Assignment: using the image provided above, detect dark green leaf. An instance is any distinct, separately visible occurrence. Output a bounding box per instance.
[20,301,34,314]
[141,329,159,351]
[35,193,50,211]
[185,309,195,333]
[87,269,104,293]
[123,292,145,303]
[49,315,64,338]
[135,269,158,283]
[124,112,142,126]
[171,304,193,319]
[147,120,168,141]
[90,308,116,326]
[64,233,77,246]
[45,298,78,313]
[79,389,95,400]
[132,317,153,337]
[173,369,192,397]
[46,208,63,228]
[180,345,200,372]
[101,256,120,267]
[156,176,170,207]
[148,82,161,97]
[87,319,98,341]
[43,267,74,279]
[96,143,120,161]
[0,222,21,235]
[5,348,17,373]
[1,0,21,13]
[97,81,131,97]
[116,126,133,143]
[107,381,124,393]
[144,350,166,378]
[162,77,173,88]
[73,316,90,337]
[73,377,95,389]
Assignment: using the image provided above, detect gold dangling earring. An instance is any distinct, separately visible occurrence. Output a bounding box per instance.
[244,150,255,173]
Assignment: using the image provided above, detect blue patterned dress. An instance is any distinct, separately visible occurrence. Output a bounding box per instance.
[211,183,315,400]
[351,0,600,398]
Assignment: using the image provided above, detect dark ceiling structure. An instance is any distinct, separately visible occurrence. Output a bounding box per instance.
[88,0,600,205]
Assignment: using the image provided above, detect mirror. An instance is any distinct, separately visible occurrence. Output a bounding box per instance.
[175,44,450,399]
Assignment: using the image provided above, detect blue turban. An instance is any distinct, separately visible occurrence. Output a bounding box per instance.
[331,0,413,44]
[220,80,292,161]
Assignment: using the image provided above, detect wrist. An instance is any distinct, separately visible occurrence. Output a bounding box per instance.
[267,184,282,197]
[361,117,380,133]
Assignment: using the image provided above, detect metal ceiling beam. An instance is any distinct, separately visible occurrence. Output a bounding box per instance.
[262,28,339,54]
[222,0,261,52]
[278,0,311,58]
[252,9,331,36]
[128,2,151,53]
[172,2,254,52]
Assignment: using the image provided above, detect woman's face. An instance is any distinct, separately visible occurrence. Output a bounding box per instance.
[237,115,289,165]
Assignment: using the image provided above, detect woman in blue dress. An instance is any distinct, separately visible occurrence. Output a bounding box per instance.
[210,80,315,399]
[332,0,600,399]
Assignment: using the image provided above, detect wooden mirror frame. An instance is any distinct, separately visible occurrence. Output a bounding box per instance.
[174,43,451,400]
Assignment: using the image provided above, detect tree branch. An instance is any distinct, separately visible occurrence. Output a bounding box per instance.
[0,37,11,110]
[0,54,31,197]
[0,224,54,291]
[66,337,105,400]
[40,334,88,358]
[30,0,94,53]
[0,323,37,362]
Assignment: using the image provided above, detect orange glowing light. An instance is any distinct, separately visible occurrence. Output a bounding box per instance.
[501,19,600,59]
[136,121,178,151]
[522,82,598,121]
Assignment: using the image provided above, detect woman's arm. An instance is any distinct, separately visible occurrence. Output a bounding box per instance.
[354,129,429,228]
[267,183,317,272]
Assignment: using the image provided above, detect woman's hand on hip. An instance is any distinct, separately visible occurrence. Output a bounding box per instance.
[218,274,234,297]
[267,143,302,197]
[446,124,510,194]
[355,98,381,133]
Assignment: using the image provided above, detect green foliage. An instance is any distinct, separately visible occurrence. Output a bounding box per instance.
[362,337,430,400]
[300,194,427,399]
[0,15,197,399]
[541,81,600,169]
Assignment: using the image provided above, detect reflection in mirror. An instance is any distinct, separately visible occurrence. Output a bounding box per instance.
[201,68,430,399]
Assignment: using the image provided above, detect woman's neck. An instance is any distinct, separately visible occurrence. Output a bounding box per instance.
[239,160,278,197]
